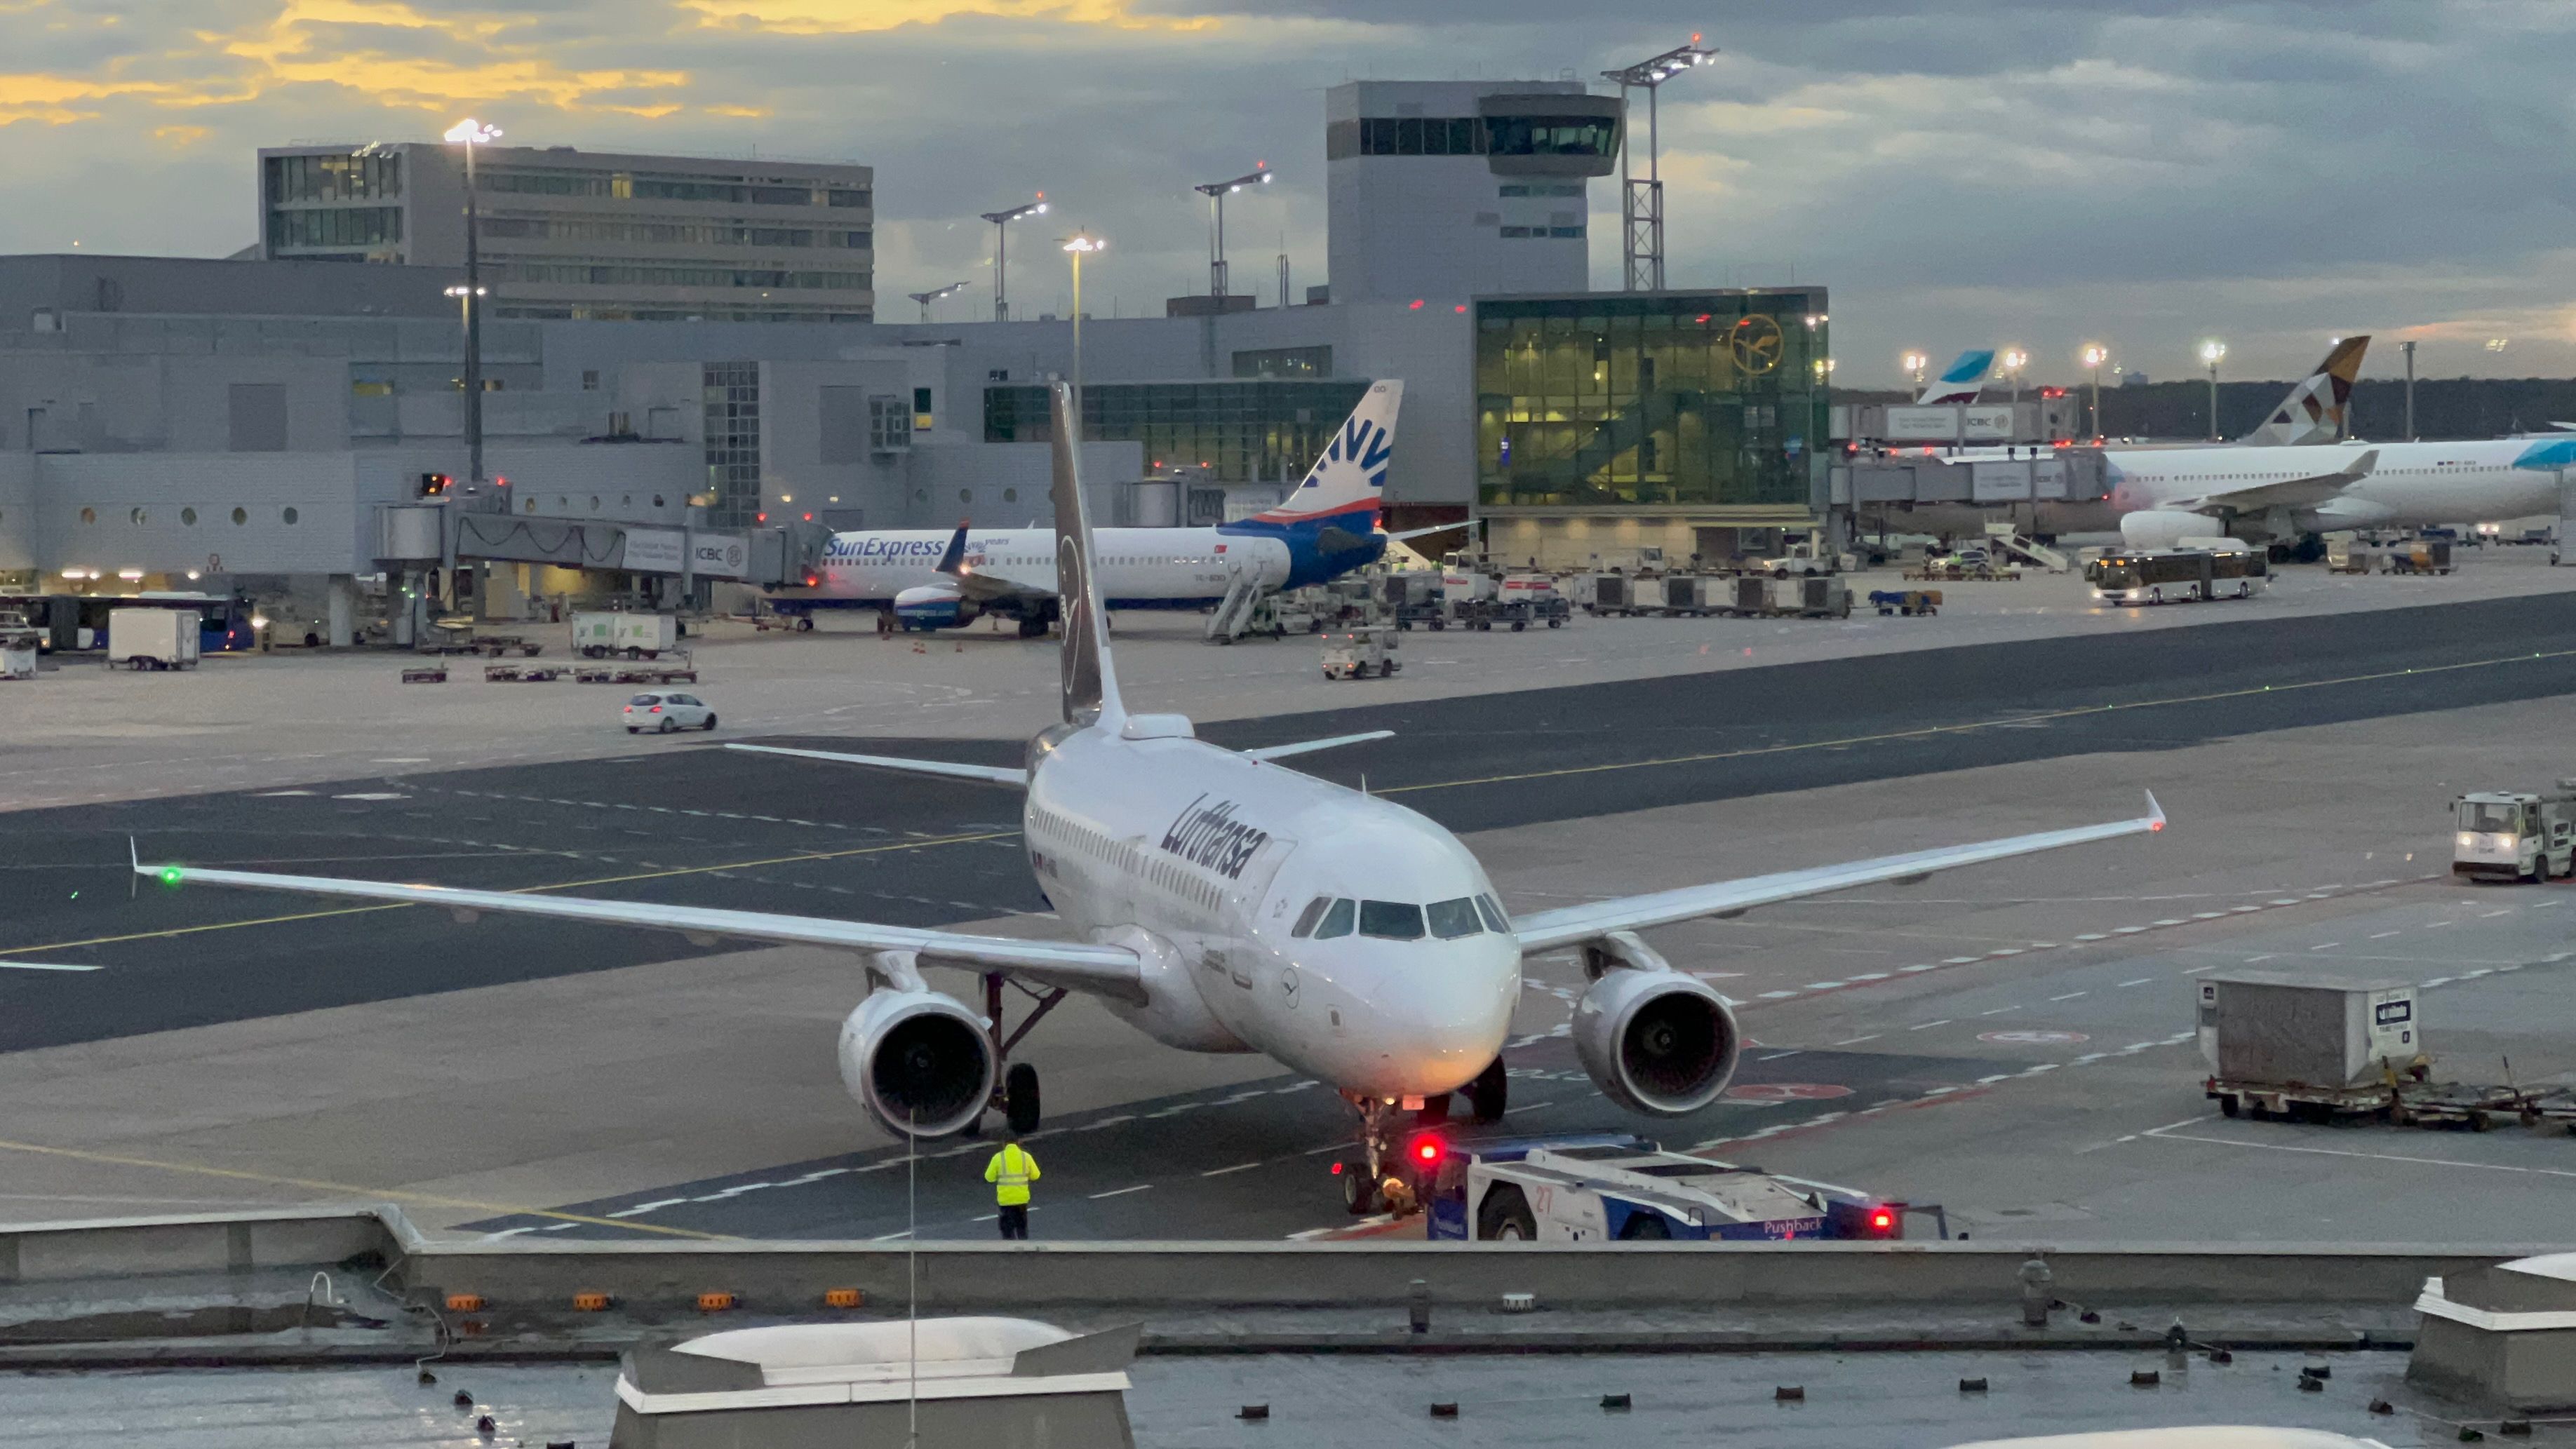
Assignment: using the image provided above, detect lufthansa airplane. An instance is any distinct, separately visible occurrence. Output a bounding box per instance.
[769,381,1409,635]
[137,384,2164,1215]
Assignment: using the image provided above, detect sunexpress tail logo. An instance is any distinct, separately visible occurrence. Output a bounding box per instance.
[1160,794,1272,880]
[1299,412,1393,494]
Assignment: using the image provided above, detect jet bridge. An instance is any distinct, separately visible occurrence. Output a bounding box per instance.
[1830,448,2112,510]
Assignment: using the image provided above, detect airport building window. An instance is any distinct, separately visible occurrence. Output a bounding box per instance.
[702,360,762,530]
[1231,346,1331,380]
[267,205,403,252]
[490,260,871,292]
[1475,292,1827,509]
[984,379,1371,485]
[265,151,402,205]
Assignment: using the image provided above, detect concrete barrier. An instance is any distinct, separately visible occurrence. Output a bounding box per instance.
[0,1206,401,1286]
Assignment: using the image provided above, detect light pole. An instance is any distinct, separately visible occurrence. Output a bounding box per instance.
[907,281,967,322]
[2081,344,2109,439]
[2000,348,2029,406]
[1061,231,1104,412]
[1901,351,1928,387]
[2199,339,2227,440]
[2401,339,2417,440]
[443,119,500,492]
[1602,36,1717,292]
[1192,164,1270,299]
[979,197,1047,322]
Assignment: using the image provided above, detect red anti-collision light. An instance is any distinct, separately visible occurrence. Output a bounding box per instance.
[1329,1161,1343,1175]
[1870,1208,1895,1232]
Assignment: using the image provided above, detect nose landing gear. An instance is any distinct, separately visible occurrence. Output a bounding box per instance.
[1339,1094,1408,1216]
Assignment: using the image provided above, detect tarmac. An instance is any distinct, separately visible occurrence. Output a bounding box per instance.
[1,574,2573,1245]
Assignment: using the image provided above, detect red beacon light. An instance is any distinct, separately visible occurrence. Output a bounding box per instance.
[1868,1207,1896,1234]
[1406,1133,1445,1168]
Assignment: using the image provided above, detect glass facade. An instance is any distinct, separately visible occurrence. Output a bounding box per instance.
[265,152,402,204]
[986,380,1371,483]
[267,206,402,251]
[1326,115,1621,161]
[1476,293,1827,509]
[478,168,868,210]
[478,217,869,249]
[1232,346,1332,379]
[702,362,761,529]
[492,260,871,292]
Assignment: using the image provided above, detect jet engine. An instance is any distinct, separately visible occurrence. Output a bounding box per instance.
[2119,510,2227,550]
[1571,938,1740,1116]
[838,989,995,1138]
[893,584,977,630]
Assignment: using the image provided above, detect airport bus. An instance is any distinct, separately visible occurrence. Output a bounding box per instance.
[2084,546,2267,605]
[0,591,258,653]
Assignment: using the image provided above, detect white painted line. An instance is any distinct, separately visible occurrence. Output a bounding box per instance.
[2027,943,2060,950]
[1942,956,1980,965]
[1907,1019,1951,1031]
[1757,990,1799,999]
[2229,905,2264,914]
[2421,976,2455,988]
[2182,964,2222,974]
[2073,1053,2107,1063]
[2020,1063,2059,1074]
[2191,912,2227,921]
[2370,931,2400,939]
[1987,948,2025,958]
[2144,1125,2576,1180]
[2459,969,2493,980]
[2110,926,2148,936]
[1849,972,1891,981]
[2072,933,2107,942]
[1899,964,1940,973]
[1978,1006,2020,1016]
[1078,1114,1134,1131]
[2481,909,2514,918]
[1804,981,1847,991]
[2124,1042,2159,1052]
[871,1229,913,1241]
[1757,1049,1804,1061]
[2310,942,2341,951]
[0,961,103,973]
[605,1199,688,1219]
[2049,991,2088,1002]
[2243,953,2279,962]
[2151,919,2187,927]
[1201,1161,1264,1178]
[1089,1184,1153,1199]
[2118,978,2154,988]
[1977,1074,2012,1084]
[2426,921,2455,929]
[2268,899,2300,907]
[1833,1034,1881,1046]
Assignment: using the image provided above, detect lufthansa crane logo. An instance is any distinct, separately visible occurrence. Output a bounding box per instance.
[1730,315,1784,376]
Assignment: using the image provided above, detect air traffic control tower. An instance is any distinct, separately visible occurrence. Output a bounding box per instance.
[1323,81,1621,304]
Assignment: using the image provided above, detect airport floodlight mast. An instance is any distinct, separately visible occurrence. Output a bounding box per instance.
[979,196,1049,322]
[2000,348,2030,405]
[443,118,501,492]
[2401,338,2418,439]
[908,282,968,321]
[1602,35,1717,292]
[2081,344,2109,438]
[1061,231,1104,407]
[2199,339,2227,440]
[1901,350,1928,386]
[1192,163,1271,299]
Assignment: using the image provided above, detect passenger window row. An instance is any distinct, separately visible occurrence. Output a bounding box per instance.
[1289,893,1510,942]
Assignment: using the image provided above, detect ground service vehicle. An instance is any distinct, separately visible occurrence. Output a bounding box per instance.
[107,607,201,670]
[2453,784,2576,881]
[624,690,718,733]
[2388,539,2455,574]
[576,612,681,658]
[1425,1135,1906,1242]
[1321,625,1400,680]
[2085,546,2268,604]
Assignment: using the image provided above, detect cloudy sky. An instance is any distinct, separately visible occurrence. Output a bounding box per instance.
[4,0,2570,386]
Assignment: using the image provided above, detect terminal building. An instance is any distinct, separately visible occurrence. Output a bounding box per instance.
[0,80,1835,636]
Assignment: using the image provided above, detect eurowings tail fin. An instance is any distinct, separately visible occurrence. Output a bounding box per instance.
[2241,335,2368,446]
[1917,349,1996,405]
[1049,382,1124,729]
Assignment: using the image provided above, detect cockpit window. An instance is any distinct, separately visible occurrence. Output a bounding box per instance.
[1425,897,1484,940]
[1289,896,1331,938]
[1359,901,1425,941]
[1313,898,1356,939]
[1475,894,1510,934]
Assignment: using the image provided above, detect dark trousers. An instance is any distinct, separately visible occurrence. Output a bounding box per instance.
[997,1204,1030,1240]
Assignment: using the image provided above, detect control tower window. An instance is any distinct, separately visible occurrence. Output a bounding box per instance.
[1485,116,1617,158]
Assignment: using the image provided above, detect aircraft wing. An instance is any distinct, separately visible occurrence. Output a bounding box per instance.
[132,858,1144,1002]
[1508,794,2164,953]
[2172,449,2377,515]
[933,523,1055,605]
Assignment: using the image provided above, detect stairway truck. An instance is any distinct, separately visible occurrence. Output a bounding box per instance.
[1423,1136,1904,1243]
[2453,785,2576,881]
[2199,973,2426,1119]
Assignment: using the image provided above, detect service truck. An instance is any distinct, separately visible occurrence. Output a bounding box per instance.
[1424,1135,1910,1242]
[572,611,680,659]
[107,607,201,670]
[2453,783,2576,882]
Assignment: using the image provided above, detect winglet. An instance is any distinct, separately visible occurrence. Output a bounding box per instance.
[934,521,971,578]
[2343,447,2380,480]
[2144,790,2166,833]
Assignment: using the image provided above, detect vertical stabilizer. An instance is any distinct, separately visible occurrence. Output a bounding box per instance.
[1049,383,1124,728]
[1252,379,1404,525]
[2241,335,2369,446]
[1917,349,1997,405]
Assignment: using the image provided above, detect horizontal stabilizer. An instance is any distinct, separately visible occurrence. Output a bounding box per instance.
[724,742,1028,786]
[1243,729,1394,762]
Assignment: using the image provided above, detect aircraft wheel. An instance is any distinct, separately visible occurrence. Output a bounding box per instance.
[1417,1093,1451,1126]
[1476,1184,1536,1240]
[1342,1164,1382,1216]
[1005,1063,1042,1135]
[1466,1056,1508,1124]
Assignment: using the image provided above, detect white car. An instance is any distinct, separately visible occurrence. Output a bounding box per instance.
[624,691,717,734]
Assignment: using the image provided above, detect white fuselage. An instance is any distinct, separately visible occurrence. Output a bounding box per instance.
[1020,722,1522,1099]
[799,528,1294,608]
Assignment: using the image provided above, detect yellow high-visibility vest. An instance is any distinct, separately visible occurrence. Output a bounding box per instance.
[984,1143,1040,1206]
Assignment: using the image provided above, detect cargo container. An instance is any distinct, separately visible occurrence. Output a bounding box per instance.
[107,607,201,670]
[2198,972,2420,1091]
[572,612,680,659]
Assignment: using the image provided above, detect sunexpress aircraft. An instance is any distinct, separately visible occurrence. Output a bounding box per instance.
[769,382,1408,635]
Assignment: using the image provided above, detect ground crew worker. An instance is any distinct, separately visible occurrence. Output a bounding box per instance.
[984,1135,1040,1239]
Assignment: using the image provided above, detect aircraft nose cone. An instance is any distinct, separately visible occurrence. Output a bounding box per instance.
[1376,943,1517,1094]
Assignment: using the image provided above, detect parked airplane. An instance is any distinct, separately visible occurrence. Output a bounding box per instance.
[135,384,2165,1215]
[770,381,1408,635]
[2093,432,2576,548]
[2239,335,2368,447]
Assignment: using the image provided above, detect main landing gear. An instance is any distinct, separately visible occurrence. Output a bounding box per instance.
[1338,1053,1510,1216]
[963,971,1064,1138]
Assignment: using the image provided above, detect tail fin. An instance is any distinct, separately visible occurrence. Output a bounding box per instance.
[1250,379,1402,526]
[1916,349,1996,405]
[2241,335,2368,446]
[933,520,970,577]
[1049,383,1123,729]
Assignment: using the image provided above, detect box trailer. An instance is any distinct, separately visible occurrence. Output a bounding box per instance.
[572,612,680,659]
[107,608,200,670]
[2199,972,2420,1090]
